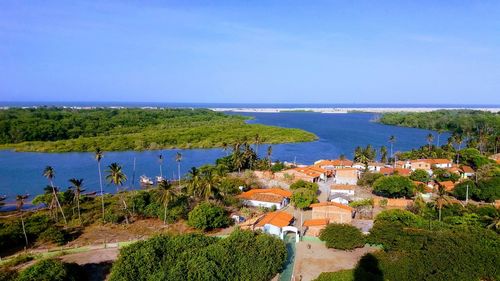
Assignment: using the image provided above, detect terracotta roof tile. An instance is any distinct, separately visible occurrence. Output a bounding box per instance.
[239,188,292,202]
[310,201,354,211]
[303,218,330,227]
[255,212,293,228]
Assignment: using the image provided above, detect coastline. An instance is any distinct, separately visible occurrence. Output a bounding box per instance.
[209,107,500,113]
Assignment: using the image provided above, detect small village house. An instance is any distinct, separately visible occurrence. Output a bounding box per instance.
[311,202,354,224]
[379,167,412,176]
[303,218,329,237]
[255,211,299,241]
[239,188,292,210]
[314,159,354,170]
[333,168,359,185]
[330,184,356,196]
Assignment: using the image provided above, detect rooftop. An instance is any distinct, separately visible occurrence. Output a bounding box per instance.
[255,211,293,228]
[310,201,354,211]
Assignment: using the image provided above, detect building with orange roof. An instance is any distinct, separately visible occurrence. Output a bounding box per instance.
[239,188,292,210]
[367,162,386,172]
[421,158,453,169]
[333,168,359,185]
[314,159,354,170]
[437,181,456,192]
[460,165,475,178]
[373,197,413,209]
[303,218,329,237]
[379,167,412,176]
[275,165,329,183]
[254,211,297,239]
[330,184,356,196]
[311,202,354,224]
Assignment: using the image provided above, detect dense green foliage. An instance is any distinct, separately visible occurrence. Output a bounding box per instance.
[380,110,500,154]
[291,188,317,209]
[0,108,316,152]
[313,270,354,281]
[363,209,500,281]
[16,259,84,281]
[289,179,319,192]
[109,230,287,281]
[187,202,231,231]
[372,175,415,198]
[409,169,430,183]
[357,172,383,187]
[319,224,366,250]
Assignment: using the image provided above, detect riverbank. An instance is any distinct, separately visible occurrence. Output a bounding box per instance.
[210,107,500,113]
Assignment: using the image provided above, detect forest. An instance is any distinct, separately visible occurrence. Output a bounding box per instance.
[379,110,500,154]
[0,107,317,152]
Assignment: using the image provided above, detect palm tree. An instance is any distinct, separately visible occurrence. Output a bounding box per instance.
[389,135,396,158]
[434,185,453,221]
[426,133,434,150]
[175,152,182,186]
[106,162,129,224]
[43,166,67,225]
[199,168,220,201]
[69,178,85,225]
[267,146,273,166]
[187,167,200,196]
[221,142,229,156]
[453,133,464,164]
[158,179,176,225]
[158,153,164,178]
[16,194,29,248]
[380,146,388,163]
[436,128,445,147]
[254,134,261,155]
[95,147,106,223]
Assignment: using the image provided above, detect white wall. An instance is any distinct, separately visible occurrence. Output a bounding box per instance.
[243,200,282,210]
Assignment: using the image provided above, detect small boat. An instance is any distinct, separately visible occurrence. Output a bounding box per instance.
[156,176,165,183]
[140,175,153,185]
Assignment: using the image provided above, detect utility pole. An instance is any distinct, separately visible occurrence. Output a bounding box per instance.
[465,184,469,204]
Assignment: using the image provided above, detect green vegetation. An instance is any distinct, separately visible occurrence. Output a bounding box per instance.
[291,188,317,209]
[187,202,232,231]
[409,169,430,183]
[357,172,383,187]
[379,110,500,155]
[313,270,354,281]
[319,224,366,250]
[0,108,316,152]
[289,179,319,192]
[109,230,287,281]
[372,175,415,198]
[16,259,84,281]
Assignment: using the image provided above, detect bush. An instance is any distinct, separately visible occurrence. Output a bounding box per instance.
[452,180,478,200]
[409,169,430,183]
[357,172,383,187]
[372,175,415,198]
[109,230,287,281]
[291,188,317,209]
[17,259,84,281]
[37,227,67,245]
[290,180,319,192]
[187,202,231,231]
[477,177,500,202]
[319,224,365,250]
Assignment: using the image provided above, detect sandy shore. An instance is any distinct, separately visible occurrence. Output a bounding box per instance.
[210,107,500,113]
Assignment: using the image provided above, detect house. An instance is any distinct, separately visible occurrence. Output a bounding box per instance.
[333,168,359,185]
[303,218,329,237]
[330,184,356,196]
[275,166,328,183]
[311,202,354,224]
[255,211,298,241]
[367,162,385,172]
[437,181,455,192]
[460,165,475,178]
[239,188,292,210]
[373,197,413,209]
[330,194,353,205]
[352,162,366,170]
[408,160,432,172]
[422,158,453,169]
[489,153,500,164]
[314,159,353,169]
[379,167,412,176]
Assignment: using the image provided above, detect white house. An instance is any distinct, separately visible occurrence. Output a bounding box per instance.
[333,168,359,185]
[239,188,292,210]
[330,184,356,196]
[255,211,299,242]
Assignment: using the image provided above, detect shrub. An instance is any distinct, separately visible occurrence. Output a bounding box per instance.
[187,202,231,231]
[409,169,430,183]
[357,172,383,187]
[17,259,84,281]
[37,227,67,245]
[291,188,317,209]
[319,224,365,250]
[452,180,478,200]
[109,230,287,281]
[372,175,415,198]
[290,179,319,192]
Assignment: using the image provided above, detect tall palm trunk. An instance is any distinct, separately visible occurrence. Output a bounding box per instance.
[77,193,82,225]
[98,161,105,223]
[177,162,181,187]
[50,180,67,225]
[20,211,28,247]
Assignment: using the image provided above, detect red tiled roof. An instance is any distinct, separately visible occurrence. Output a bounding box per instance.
[315,159,353,167]
[420,158,452,165]
[310,201,354,211]
[255,212,293,228]
[239,188,292,202]
[331,184,356,190]
[303,218,329,227]
[460,165,474,173]
[379,167,411,176]
[438,181,455,191]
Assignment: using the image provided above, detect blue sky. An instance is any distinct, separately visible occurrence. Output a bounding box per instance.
[1,1,499,104]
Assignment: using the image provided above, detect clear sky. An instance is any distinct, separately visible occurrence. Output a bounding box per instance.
[1,1,499,104]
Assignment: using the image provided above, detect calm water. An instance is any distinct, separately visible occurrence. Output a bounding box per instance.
[0,112,448,201]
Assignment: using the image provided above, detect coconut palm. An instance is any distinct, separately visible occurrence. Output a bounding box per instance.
[434,185,453,221]
[221,142,229,156]
[16,194,29,247]
[453,133,464,164]
[426,133,434,150]
[267,146,273,165]
[380,146,388,163]
[187,167,200,196]
[175,152,182,186]
[254,134,261,155]
[389,135,396,158]
[69,178,85,225]
[95,147,106,223]
[436,128,445,147]
[158,179,176,225]
[199,168,220,201]
[106,162,129,224]
[43,166,67,225]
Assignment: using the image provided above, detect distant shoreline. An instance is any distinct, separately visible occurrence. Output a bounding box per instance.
[209,107,500,113]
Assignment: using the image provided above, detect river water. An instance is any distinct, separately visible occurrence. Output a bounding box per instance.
[0,112,447,201]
